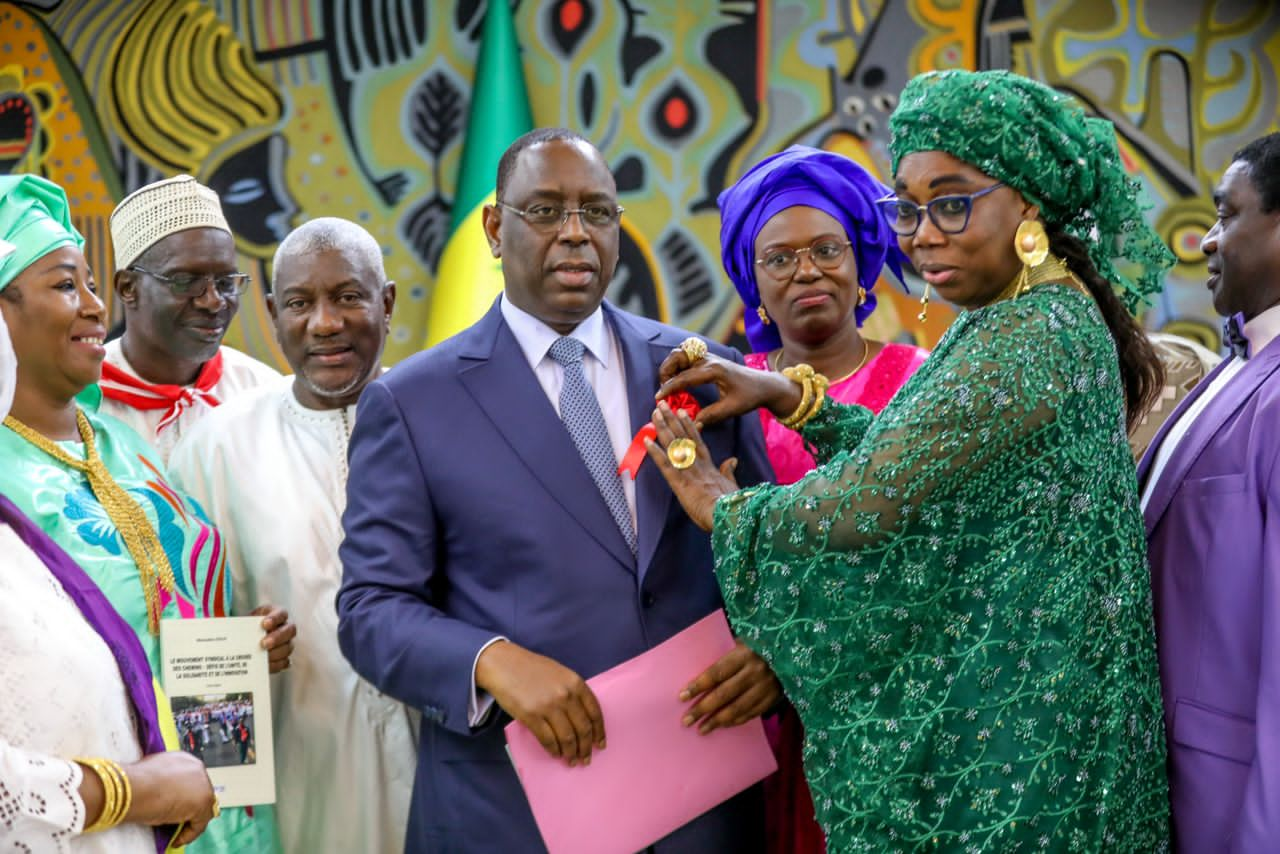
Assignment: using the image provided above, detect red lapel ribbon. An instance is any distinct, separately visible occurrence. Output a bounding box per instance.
[618,391,701,479]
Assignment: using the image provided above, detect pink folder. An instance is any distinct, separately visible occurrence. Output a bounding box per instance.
[504,610,778,854]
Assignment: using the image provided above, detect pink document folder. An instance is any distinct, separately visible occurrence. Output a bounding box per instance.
[504,610,778,854]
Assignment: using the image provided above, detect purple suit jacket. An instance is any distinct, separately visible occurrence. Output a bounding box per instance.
[1139,338,1280,853]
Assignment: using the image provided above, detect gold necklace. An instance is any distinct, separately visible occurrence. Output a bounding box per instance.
[995,253,1091,304]
[4,410,176,633]
[771,337,873,385]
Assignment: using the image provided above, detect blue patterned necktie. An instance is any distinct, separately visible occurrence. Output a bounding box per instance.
[1224,312,1251,360]
[548,336,637,555]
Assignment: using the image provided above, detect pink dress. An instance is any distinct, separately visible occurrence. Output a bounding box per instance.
[746,341,929,853]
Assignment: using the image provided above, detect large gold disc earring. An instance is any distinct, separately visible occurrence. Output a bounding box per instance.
[757,305,771,325]
[1014,220,1049,296]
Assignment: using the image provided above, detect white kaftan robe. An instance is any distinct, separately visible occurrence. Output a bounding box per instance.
[168,377,419,854]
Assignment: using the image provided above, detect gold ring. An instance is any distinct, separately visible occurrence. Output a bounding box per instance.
[667,438,697,469]
[680,337,708,363]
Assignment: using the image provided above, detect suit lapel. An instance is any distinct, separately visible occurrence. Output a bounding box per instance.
[1137,356,1230,488]
[609,306,672,581]
[1143,344,1280,535]
[459,303,636,573]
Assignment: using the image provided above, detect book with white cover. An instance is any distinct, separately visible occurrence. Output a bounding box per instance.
[160,617,276,807]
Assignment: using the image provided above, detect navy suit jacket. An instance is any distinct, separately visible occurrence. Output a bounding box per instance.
[337,299,773,853]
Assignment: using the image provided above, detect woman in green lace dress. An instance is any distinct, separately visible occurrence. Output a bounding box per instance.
[646,70,1173,851]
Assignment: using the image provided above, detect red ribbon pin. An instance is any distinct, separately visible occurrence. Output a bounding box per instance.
[618,391,701,479]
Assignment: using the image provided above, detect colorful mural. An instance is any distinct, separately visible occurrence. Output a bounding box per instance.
[3,0,1277,368]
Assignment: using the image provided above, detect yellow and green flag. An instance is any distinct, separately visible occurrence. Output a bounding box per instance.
[425,0,533,347]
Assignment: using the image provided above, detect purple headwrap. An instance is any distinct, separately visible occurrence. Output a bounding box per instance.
[717,145,908,352]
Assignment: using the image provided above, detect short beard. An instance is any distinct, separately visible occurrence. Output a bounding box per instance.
[295,363,376,406]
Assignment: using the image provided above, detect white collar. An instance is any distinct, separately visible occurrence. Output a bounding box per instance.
[499,295,611,370]
[1243,301,1280,356]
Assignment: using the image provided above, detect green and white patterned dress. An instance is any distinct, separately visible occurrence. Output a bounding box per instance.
[713,284,1170,852]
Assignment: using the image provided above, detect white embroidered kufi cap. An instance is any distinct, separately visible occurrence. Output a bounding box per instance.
[109,174,231,269]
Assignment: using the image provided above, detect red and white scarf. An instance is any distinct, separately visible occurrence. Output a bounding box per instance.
[99,350,224,433]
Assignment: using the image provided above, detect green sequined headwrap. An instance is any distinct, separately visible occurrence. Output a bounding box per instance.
[888,69,1174,311]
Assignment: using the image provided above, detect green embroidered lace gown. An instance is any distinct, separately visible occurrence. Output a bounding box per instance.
[713,285,1169,852]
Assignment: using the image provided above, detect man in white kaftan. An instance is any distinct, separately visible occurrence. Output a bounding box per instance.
[168,218,415,853]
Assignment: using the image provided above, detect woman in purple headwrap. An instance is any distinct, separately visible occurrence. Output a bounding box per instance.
[716,146,928,852]
[719,146,928,486]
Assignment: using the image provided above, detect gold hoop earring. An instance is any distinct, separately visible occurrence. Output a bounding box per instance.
[1014,220,1049,296]
[756,305,771,325]
[917,283,930,322]
[857,286,867,306]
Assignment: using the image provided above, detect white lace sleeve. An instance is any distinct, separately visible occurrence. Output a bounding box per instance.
[0,740,83,851]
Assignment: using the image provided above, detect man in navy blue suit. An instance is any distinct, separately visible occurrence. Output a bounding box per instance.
[337,128,778,853]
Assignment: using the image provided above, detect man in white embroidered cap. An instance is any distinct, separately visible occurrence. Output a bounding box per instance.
[102,174,280,462]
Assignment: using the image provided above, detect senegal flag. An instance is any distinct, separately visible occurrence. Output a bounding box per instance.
[425,0,533,347]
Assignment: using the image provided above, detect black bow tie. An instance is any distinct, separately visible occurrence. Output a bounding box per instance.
[1223,313,1251,360]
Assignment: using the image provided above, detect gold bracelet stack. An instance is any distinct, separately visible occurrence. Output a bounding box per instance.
[76,757,132,833]
[777,363,829,430]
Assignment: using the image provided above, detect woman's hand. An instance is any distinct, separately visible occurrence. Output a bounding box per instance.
[679,640,781,734]
[250,604,296,673]
[656,349,802,427]
[643,403,739,531]
[80,751,217,845]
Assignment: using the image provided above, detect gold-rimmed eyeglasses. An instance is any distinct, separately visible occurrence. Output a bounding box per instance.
[754,239,853,281]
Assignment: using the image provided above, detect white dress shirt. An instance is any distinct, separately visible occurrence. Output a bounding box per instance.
[1141,303,1280,511]
[468,296,637,725]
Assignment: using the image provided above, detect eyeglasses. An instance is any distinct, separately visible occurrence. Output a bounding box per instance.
[754,239,853,281]
[129,265,251,298]
[498,201,624,231]
[875,182,1006,237]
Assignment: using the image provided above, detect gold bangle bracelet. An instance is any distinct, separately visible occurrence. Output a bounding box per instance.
[803,373,831,423]
[789,384,827,430]
[778,364,829,430]
[76,757,131,833]
[113,760,133,828]
[777,381,812,429]
[778,364,816,428]
[77,758,115,833]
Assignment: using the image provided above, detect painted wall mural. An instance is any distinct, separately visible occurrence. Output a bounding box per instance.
[3,0,1277,369]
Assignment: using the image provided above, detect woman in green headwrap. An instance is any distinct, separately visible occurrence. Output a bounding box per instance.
[0,174,288,854]
[645,70,1171,851]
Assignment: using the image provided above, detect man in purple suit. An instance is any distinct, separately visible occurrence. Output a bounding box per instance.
[337,128,778,853]
[1139,131,1280,851]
